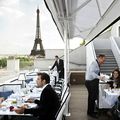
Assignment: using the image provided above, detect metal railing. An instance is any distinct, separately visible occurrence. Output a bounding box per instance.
[110,36,120,69]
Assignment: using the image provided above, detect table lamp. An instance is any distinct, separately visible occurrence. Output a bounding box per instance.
[18,73,26,88]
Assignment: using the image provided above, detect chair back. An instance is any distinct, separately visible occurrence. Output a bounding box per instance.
[55,92,71,120]
[0,90,13,99]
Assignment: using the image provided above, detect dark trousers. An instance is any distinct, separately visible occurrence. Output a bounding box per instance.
[59,69,64,79]
[85,79,99,114]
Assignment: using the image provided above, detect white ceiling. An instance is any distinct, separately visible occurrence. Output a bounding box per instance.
[44,0,120,43]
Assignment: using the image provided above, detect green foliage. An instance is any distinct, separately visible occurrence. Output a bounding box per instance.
[18,57,34,68]
[0,58,7,68]
[0,56,34,69]
[80,39,86,46]
[8,56,15,59]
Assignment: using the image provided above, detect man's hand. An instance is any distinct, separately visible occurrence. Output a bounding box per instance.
[99,76,105,81]
[14,107,25,114]
[26,98,34,103]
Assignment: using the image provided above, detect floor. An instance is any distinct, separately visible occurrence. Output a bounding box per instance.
[66,85,113,120]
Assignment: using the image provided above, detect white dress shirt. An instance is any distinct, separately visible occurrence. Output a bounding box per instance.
[86,60,100,81]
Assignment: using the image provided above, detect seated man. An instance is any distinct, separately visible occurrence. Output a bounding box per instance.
[14,72,60,120]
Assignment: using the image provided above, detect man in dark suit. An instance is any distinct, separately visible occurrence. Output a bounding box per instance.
[50,55,64,79]
[14,72,60,120]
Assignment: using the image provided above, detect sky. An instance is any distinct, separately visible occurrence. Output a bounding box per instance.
[0,0,81,55]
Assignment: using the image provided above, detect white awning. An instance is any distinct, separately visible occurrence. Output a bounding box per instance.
[44,0,120,44]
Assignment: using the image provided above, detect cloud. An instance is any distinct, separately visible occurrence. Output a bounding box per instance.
[0,0,19,6]
[0,6,24,19]
[0,0,24,19]
[0,0,65,54]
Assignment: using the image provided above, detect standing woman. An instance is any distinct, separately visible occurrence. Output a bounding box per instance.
[85,54,106,118]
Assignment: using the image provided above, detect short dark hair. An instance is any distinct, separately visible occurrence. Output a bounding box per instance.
[98,54,105,58]
[55,55,59,58]
[37,72,50,83]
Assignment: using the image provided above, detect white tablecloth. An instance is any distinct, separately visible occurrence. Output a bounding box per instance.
[104,89,120,106]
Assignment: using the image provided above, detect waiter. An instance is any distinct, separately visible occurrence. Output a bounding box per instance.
[85,54,105,118]
[50,55,64,79]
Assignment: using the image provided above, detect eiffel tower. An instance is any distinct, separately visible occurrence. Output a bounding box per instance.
[30,8,45,58]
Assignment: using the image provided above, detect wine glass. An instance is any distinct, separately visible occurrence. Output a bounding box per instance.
[113,82,117,89]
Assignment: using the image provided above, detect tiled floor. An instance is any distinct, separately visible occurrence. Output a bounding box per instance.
[66,85,113,120]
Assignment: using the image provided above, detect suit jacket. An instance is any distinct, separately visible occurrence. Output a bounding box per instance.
[24,85,60,120]
[51,59,64,78]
